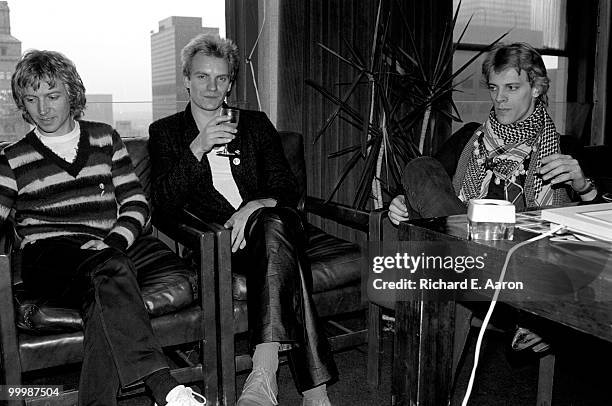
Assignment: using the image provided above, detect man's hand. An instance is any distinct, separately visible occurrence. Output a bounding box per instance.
[189,115,237,160]
[224,198,277,253]
[538,153,588,192]
[388,194,410,225]
[80,239,110,250]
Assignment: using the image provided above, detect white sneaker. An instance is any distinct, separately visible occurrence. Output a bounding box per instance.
[163,385,207,405]
[237,368,278,406]
[303,396,332,406]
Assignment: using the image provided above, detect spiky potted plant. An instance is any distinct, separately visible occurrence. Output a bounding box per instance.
[306,0,507,210]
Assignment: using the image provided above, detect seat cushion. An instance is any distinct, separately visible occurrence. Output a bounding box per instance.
[231,224,362,301]
[14,235,196,334]
[231,224,363,332]
[305,224,363,293]
[133,235,197,316]
[18,304,204,372]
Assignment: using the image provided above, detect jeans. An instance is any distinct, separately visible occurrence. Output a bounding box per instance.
[400,157,527,376]
[401,156,467,219]
[234,207,338,392]
[20,235,169,406]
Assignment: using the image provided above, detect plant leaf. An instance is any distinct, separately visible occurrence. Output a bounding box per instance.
[328,137,377,158]
[352,137,382,208]
[324,148,366,204]
[318,43,365,72]
[392,0,427,82]
[305,76,370,143]
[342,37,366,67]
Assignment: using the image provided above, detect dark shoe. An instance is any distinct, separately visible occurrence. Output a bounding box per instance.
[237,368,278,406]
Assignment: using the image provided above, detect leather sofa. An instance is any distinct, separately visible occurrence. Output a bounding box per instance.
[0,137,220,405]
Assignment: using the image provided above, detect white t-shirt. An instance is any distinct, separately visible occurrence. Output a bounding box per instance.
[35,120,80,163]
[206,147,243,209]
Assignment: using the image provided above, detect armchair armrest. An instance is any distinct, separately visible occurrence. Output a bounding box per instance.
[166,209,235,395]
[0,223,19,384]
[152,211,224,304]
[151,210,220,361]
[368,208,398,242]
[305,196,369,233]
[181,209,229,236]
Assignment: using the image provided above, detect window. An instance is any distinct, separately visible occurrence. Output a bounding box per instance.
[1,1,225,142]
[452,0,570,133]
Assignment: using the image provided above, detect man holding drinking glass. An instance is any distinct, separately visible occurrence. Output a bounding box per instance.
[149,34,337,406]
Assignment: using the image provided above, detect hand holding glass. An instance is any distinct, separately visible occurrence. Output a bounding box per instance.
[217,107,240,157]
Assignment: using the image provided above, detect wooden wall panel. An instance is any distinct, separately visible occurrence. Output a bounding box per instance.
[226,0,260,108]
[295,0,378,240]
[230,0,453,241]
[280,0,451,241]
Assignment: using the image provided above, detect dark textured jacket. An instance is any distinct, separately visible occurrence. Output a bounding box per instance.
[148,104,299,224]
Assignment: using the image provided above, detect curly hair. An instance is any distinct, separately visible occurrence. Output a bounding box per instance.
[181,34,240,82]
[11,50,87,123]
[482,42,550,105]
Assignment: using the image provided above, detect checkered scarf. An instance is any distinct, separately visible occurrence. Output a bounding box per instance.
[456,102,560,207]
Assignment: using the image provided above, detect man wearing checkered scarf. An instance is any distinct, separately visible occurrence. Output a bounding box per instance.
[388,42,597,225]
[386,42,600,366]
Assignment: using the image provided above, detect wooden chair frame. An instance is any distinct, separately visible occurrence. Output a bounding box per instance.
[174,195,370,405]
[0,220,220,405]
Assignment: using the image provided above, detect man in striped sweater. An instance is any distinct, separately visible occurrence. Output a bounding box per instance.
[3,50,205,405]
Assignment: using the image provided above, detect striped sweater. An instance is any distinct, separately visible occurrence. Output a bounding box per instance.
[0,120,149,251]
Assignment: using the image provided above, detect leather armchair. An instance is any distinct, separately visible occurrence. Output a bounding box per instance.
[0,137,220,405]
[157,131,370,405]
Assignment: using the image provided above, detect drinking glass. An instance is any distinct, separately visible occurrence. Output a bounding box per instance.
[217,107,240,157]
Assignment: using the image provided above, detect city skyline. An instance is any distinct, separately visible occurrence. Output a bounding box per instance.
[7,0,224,117]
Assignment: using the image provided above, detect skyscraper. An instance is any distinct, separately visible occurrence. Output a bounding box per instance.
[0,1,24,142]
[151,16,218,121]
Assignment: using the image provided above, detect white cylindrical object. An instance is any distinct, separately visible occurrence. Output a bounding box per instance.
[467,199,515,223]
[467,199,516,241]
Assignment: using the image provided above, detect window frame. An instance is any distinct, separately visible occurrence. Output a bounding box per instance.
[452,0,606,145]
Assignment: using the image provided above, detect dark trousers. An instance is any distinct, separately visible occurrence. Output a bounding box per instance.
[401,156,466,219]
[401,157,523,377]
[401,157,474,379]
[234,207,338,392]
[20,235,168,406]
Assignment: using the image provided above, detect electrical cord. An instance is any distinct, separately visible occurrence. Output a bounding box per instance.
[461,224,566,406]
